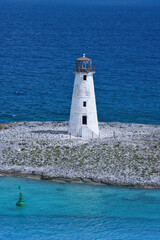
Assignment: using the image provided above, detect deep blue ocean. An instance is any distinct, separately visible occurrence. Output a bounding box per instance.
[0,0,160,124]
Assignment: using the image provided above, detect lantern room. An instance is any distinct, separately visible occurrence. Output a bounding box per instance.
[75,54,95,73]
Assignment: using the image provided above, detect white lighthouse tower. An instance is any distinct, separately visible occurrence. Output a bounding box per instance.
[68,54,99,138]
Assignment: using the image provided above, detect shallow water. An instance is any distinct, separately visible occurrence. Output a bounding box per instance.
[0,177,160,239]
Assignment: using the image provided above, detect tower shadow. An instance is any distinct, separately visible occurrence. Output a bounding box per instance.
[31,130,68,135]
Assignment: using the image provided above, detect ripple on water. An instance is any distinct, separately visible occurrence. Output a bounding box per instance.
[0,177,160,239]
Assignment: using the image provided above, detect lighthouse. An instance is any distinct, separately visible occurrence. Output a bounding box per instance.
[68,54,99,138]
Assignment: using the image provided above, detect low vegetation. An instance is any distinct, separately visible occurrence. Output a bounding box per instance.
[0,122,160,186]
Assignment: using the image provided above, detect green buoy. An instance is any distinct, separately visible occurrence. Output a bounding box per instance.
[16,186,26,207]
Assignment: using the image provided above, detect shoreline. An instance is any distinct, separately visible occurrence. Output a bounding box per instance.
[0,170,159,189]
[0,121,160,188]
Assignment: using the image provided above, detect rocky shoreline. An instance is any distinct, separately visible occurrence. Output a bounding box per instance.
[0,121,160,188]
[0,170,159,189]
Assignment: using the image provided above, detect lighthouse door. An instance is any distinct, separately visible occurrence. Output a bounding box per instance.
[82,116,87,125]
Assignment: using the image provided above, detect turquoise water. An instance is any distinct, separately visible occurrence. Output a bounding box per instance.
[0,177,160,239]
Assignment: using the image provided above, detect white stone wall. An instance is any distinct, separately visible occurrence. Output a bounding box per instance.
[68,72,99,138]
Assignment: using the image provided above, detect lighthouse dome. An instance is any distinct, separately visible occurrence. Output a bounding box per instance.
[76,54,91,61]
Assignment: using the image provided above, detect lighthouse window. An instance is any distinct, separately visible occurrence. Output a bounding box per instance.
[83,75,87,81]
[83,101,86,107]
[82,116,87,125]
